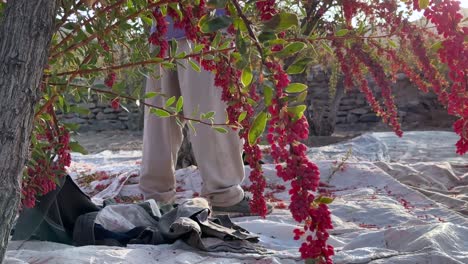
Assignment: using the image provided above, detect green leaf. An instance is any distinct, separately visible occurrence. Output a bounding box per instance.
[150,108,171,117]
[238,112,247,123]
[207,0,227,8]
[287,105,306,121]
[141,15,153,26]
[264,86,274,106]
[248,112,268,145]
[241,67,253,87]
[286,57,312,74]
[285,83,307,93]
[193,44,204,53]
[170,39,178,57]
[199,15,233,33]
[388,40,397,48]
[202,111,215,119]
[258,31,277,42]
[162,61,176,70]
[315,196,334,204]
[165,96,176,107]
[176,96,184,112]
[63,22,76,30]
[233,18,247,32]
[213,127,228,133]
[322,42,333,54]
[305,258,317,264]
[69,142,88,155]
[175,51,187,59]
[275,42,306,57]
[419,0,429,9]
[212,32,222,47]
[70,106,90,115]
[63,123,80,131]
[263,12,299,32]
[246,97,257,105]
[144,92,159,99]
[189,59,201,72]
[297,90,308,103]
[431,41,443,52]
[235,34,248,56]
[335,29,349,37]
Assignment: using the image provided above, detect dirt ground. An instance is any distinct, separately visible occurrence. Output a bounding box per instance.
[74,130,360,153]
[74,125,452,154]
[74,130,144,153]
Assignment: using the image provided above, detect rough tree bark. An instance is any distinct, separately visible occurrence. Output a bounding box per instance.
[290,67,345,136]
[0,0,57,262]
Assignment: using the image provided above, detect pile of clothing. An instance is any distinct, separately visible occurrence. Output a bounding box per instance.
[13,176,265,254]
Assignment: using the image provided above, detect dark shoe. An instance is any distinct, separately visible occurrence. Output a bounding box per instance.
[211,196,273,218]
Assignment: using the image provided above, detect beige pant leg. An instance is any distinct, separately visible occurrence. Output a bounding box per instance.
[176,39,245,207]
[139,66,183,203]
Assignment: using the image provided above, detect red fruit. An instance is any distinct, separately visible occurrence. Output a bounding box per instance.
[111,98,120,110]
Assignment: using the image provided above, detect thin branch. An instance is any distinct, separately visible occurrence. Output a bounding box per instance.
[50,0,177,60]
[289,31,398,43]
[53,47,234,77]
[53,0,126,52]
[47,82,233,127]
[55,0,85,32]
[35,95,58,118]
[230,0,264,60]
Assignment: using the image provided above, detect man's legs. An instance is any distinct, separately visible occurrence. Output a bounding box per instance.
[139,66,183,204]
[176,39,245,207]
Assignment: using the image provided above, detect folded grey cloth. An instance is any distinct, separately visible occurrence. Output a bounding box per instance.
[73,198,266,254]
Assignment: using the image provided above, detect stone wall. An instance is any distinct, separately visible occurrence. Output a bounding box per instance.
[57,94,143,132]
[304,66,454,134]
[58,67,454,133]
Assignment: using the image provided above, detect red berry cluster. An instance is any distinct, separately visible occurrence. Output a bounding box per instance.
[421,0,468,155]
[256,0,278,21]
[149,8,169,57]
[350,43,402,137]
[22,124,71,208]
[98,37,110,52]
[111,97,120,110]
[104,71,116,87]
[265,61,334,262]
[140,1,467,263]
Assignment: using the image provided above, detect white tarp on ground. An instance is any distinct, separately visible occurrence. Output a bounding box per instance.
[6,131,468,264]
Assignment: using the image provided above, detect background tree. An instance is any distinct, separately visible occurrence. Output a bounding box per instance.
[0,0,466,263]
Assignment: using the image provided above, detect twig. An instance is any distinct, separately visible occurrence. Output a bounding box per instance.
[50,0,178,60]
[326,148,352,184]
[47,82,233,127]
[230,0,264,60]
[289,32,398,43]
[35,95,58,118]
[52,47,234,77]
[53,0,125,51]
[55,0,85,32]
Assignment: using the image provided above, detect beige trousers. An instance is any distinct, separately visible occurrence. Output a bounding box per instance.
[139,39,245,207]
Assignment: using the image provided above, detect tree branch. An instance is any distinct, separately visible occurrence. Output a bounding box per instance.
[53,47,234,76]
[47,82,233,127]
[50,0,177,60]
[55,0,85,32]
[230,0,264,61]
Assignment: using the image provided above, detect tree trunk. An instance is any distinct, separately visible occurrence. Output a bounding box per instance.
[291,66,344,137]
[0,1,57,262]
[306,81,344,136]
